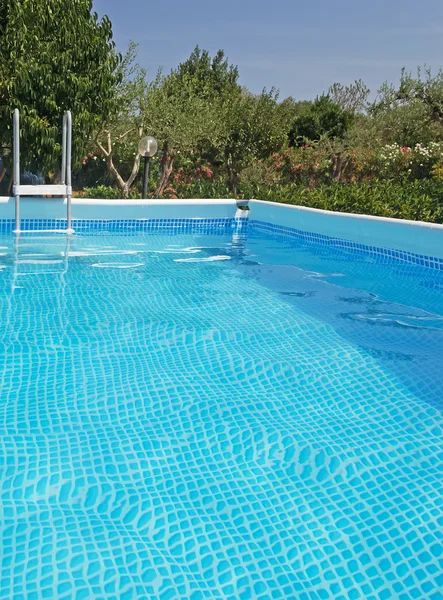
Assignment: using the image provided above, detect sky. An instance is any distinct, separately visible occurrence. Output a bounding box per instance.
[93,0,443,101]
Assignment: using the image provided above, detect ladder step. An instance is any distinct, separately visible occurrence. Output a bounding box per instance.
[14,184,70,196]
[17,229,74,234]
[18,259,63,264]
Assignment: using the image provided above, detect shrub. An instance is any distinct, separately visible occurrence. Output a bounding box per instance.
[289,95,354,146]
[78,185,140,199]
[168,179,443,223]
[241,180,443,223]
[377,142,443,179]
[268,146,333,186]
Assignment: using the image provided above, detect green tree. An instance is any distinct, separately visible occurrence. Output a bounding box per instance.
[219,89,291,192]
[143,70,225,197]
[370,67,443,146]
[329,80,370,114]
[95,42,148,198]
[140,47,240,197]
[289,95,354,146]
[0,0,119,174]
[176,46,240,100]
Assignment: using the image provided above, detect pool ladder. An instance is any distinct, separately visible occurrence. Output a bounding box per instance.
[13,108,74,234]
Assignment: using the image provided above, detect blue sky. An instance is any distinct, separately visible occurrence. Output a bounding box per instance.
[93,0,443,100]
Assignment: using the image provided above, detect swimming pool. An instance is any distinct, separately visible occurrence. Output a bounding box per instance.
[0,207,442,599]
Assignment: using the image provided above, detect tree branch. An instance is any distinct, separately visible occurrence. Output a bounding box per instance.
[127,154,141,189]
[96,140,109,157]
[117,127,136,142]
[107,155,126,191]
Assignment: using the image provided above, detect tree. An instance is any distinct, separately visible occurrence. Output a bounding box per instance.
[289,95,354,146]
[95,42,148,198]
[140,47,240,197]
[143,71,225,197]
[218,89,291,192]
[0,0,120,173]
[176,46,240,100]
[370,67,443,146]
[397,67,443,123]
[329,80,370,114]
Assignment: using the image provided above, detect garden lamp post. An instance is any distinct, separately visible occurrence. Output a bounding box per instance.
[138,136,158,199]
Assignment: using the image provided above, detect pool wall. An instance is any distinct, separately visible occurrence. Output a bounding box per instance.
[0,196,442,263]
[249,199,443,261]
[0,197,242,220]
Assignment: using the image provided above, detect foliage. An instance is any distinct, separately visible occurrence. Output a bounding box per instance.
[329,80,370,114]
[289,95,354,146]
[174,158,214,187]
[431,160,443,181]
[377,142,443,179]
[5,10,443,224]
[176,46,240,100]
[370,67,443,146]
[396,67,443,124]
[217,88,292,192]
[94,42,149,198]
[275,179,443,223]
[0,0,120,172]
[78,184,141,199]
[142,48,240,196]
[237,140,443,189]
[267,146,333,186]
[149,179,443,224]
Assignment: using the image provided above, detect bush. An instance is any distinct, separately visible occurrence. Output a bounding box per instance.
[77,185,140,199]
[239,180,443,223]
[80,178,443,224]
[169,179,443,223]
[289,95,354,146]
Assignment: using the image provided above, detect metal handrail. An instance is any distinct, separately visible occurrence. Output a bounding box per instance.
[13,109,20,232]
[65,111,72,232]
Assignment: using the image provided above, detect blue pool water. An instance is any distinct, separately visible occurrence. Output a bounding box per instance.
[0,227,442,600]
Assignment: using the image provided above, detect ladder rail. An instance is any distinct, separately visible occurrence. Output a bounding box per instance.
[61,113,67,185]
[65,111,73,233]
[13,109,20,233]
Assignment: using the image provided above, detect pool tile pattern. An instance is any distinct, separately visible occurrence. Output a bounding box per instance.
[0,228,442,599]
[1,216,442,271]
[0,218,249,235]
[250,219,443,271]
